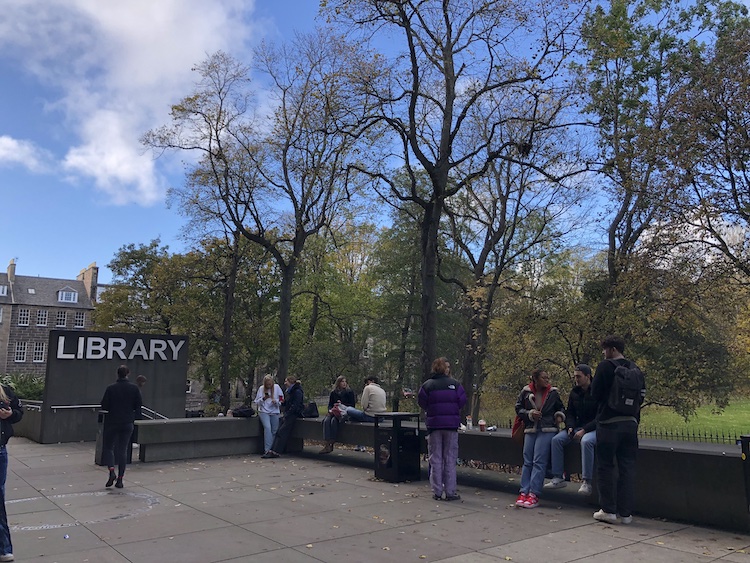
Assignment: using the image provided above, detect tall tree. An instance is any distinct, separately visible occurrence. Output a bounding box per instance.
[326,0,586,380]
[143,31,374,380]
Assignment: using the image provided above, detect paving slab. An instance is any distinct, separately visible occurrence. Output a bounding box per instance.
[2,438,749,562]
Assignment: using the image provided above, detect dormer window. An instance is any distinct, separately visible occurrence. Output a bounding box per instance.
[28,288,36,294]
[58,290,78,303]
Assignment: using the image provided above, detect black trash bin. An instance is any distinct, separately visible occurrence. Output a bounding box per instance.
[374,412,421,482]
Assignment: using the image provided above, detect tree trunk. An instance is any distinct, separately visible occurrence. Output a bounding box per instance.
[277,263,295,383]
[420,200,443,381]
[219,240,240,412]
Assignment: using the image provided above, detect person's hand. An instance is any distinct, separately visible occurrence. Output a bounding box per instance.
[530,409,541,421]
[0,407,12,420]
[555,414,564,425]
[574,429,585,440]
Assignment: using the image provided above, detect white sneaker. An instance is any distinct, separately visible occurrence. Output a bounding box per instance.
[543,477,567,489]
[578,481,592,495]
[0,554,14,562]
[619,515,633,524]
[593,509,618,524]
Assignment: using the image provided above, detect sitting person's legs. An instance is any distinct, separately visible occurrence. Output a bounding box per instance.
[344,406,375,423]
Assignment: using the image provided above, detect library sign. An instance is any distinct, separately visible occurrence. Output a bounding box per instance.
[45,330,189,418]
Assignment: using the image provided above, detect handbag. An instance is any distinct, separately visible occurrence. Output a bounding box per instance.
[329,402,345,419]
[302,401,320,418]
[511,415,525,446]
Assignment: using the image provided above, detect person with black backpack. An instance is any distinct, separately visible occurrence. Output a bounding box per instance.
[590,335,646,525]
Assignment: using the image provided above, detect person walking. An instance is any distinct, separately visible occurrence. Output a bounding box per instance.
[514,369,565,509]
[254,375,284,456]
[545,364,598,495]
[319,376,356,454]
[418,357,467,501]
[0,383,23,562]
[590,335,646,524]
[100,365,142,488]
[262,376,304,458]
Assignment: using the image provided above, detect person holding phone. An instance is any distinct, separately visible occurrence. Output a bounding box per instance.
[0,383,24,562]
[254,375,283,456]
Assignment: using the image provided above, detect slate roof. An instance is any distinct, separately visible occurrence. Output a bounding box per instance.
[0,272,93,309]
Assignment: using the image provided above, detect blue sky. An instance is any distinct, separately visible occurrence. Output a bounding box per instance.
[0,1,320,284]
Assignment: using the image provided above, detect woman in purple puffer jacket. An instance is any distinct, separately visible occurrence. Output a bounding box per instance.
[418,357,467,501]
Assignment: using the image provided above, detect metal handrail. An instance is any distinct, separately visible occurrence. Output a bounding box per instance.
[49,404,101,410]
[141,406,168,420]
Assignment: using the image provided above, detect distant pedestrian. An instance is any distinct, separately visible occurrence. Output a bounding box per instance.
[545,364,598,495]
[0,383,23,562]
[418,357,467,501]
[514,369,565,509]
[100,365,142,488]
[254,375,284,456]
[590,335,646,525]
[319,376,356,454]
[135,375,147,389]
[262,376,304,458]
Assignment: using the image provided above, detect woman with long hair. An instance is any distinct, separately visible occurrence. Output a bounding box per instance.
[319,376,356,454]
[254,375,283,456]
[0,383,23,562]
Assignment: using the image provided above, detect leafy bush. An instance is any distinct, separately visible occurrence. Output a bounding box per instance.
[0,373,45,400]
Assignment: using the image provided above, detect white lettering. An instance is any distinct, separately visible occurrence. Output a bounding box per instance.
[168,340,185,361]
[150,339,168,361]
[128,339,149,360]
[108,338,127,360]
[54,335,186,361]
[56,336,75,359]
[86,337,107,360]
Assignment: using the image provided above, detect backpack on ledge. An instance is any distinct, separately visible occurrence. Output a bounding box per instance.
[607,359,646,416]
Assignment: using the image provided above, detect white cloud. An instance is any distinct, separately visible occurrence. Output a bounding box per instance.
[0,0,259,206]
[0,136,52,172]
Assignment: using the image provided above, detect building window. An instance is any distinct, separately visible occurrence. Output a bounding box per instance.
[18,308,30,326]
[74,311,85,328]
[37,310,48,326]
[27,288,36,295]
[14,342,27,363]
[56,311,67,327]
[33,342,46,363]
[58,290,78,303]
[0,285,7,296]
[0,307,3,324]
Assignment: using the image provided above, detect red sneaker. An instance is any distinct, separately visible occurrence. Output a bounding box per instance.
[523,493,539,508]
[515,493,527,507]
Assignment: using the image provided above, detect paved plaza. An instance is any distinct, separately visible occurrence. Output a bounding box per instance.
[4,438,750,562]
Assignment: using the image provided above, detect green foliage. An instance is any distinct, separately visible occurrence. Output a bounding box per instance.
[0,373,45,400]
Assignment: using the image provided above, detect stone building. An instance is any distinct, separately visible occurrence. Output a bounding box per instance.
[0,259,97,376]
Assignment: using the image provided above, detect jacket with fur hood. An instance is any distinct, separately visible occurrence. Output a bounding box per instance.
[515,383,565,433]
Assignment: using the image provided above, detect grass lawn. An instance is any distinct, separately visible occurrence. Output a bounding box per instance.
[640,400,750,437]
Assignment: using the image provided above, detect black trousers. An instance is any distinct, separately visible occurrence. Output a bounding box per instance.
[596,420,638,517]
[271,413,300,454]
[102,422,134,476]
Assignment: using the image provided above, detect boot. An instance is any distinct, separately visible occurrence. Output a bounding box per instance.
[318,441,334,454]
[106,469,116,488]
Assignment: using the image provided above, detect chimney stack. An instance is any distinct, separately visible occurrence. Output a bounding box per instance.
[7,259,16,282]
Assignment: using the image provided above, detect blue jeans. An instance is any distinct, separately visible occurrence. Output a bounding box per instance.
[323,414,345,441]
[344,407,375,422]
[0,446,12,556]
[258,412,280,453]
[520,431,555,496]
[551,428,597,481]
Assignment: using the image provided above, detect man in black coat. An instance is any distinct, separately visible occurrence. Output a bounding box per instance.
[262,376,304,458]
[100,365,142,488]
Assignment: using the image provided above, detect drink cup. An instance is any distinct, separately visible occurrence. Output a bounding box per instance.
[479,419,487,431]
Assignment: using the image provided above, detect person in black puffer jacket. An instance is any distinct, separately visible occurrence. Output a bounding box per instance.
[545,364,598,495]
[263,376,304,458]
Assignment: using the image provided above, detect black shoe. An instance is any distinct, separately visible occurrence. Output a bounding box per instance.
[433,494,443,501]
[106,472,116,488]
[115,478,124,489]
[444,494,461,501]
[261,451,279,459]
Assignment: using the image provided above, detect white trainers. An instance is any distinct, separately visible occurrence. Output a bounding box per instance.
[619,515,633,524]
[578,481,592,495]
[593,509,618,524]
[0,554,14,562]
[543,477,567,489]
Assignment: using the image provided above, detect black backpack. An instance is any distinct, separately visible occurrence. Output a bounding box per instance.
[607,359,646,416]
